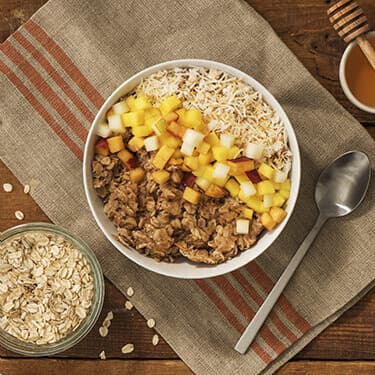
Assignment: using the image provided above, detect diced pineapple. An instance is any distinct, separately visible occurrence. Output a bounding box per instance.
[112,100,130,115]
[167,121,187,138]
[197,141,211,154]
[183,187,201,204]
[257,180,275,195]
[117,149,132,164]
[129,167,145,183]
[191,164,205,177]
[133,95,152,111]
[184,156,199,171]
[152,145,175,169]
[168,158,184,166]
[152,170,170,184]
[175,108,186,118]
[273,182,281,190]
[213,175,229,187]
[246,196,269,213]
[160,96,182,115]
[225,178,240,197]
[128,137,144,152]
[144,108,162,128]
[107,135,125,153]
[227,146,240,159]
[108,114,125,134]
[205,132,219,146]
[193,121,208,133]
[160,133,181,149]
[279,189,290,199]
[202,165,215,181]
[270,207,287,224]
[235,174,249,184]
[236,219,250,234]
[243,208,254,220]
[151,119,167,135]
[125,96,136,111]
[173,149,183,158]
[280,179,291,191]
[179,109,202,128]
[195,177,210,191]
[144,135,159,152]
[132,125,153,138]
[272,193,286,207]
[261,212,276,231]
[258,163,275,180]
[198,151,214,165]
[205,184,226,198]
[121,111,144,127]
[212,145,228,161]
[95,139,109,156]
[263,194,274,208]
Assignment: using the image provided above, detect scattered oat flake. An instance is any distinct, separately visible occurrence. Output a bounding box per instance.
[152,334,159,346]
[106,311,114,320]
[99,350,106,360]
[121,343,134,354]
[15,211,24,220]
[23,184,30,194]
[147,318,155,328]
[3,183,13,193]
[126,287,134,297]
[102,319,111,328]
[99,326,108,337]
[125,301,133,310]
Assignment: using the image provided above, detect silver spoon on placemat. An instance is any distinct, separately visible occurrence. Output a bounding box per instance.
[235,150,371,354]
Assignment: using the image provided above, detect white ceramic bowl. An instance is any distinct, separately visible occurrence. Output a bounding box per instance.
[83,59,301,279]
[339,31,375,114]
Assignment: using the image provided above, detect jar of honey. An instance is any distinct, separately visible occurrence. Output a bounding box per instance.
[339,31,375,114]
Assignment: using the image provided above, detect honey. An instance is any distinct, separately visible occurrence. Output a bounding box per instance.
[345,36,375,108]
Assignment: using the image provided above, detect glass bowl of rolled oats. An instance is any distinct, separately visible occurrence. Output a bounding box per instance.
[0,223,104,356]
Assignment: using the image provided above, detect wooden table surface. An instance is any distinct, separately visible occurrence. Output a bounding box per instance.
[1,1,374,374]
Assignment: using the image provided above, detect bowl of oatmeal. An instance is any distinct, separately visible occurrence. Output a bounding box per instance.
[83,59,300,279]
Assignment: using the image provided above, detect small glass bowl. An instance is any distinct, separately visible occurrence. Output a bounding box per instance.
[0,222,105,356]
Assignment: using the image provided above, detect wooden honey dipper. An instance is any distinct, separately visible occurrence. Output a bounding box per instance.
[327,0,375,70]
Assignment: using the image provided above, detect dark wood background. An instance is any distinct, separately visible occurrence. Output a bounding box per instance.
[0,1,374,374]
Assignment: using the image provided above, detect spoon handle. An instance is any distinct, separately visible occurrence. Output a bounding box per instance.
[234,214,327,354]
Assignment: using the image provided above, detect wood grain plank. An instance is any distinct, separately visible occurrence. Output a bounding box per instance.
[278,361,375,374]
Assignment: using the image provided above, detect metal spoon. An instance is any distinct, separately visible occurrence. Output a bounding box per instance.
[235,150,371,354]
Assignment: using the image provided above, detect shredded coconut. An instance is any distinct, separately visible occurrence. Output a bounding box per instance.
[135,67,292,173]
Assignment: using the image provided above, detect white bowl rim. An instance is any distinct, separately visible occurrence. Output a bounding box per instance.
[339,31,375,114]
[83,59,301,279]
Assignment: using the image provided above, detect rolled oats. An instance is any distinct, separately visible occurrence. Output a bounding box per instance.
[126,287,134,297]
[3,183,13,193]
[99,350,106,360]
[99,326,108,337]
[152,334,159,346]
[23,184,31,194]
[125,301,133,310]
[121,343,134,354]
[14,210,24,221]
[147,318,155,328]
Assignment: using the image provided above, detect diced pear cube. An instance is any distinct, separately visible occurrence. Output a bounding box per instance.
[272,193,286,207]
[220,134,235,149]
[245,143,264,160]
[197,142,211,154]
[180,141,195,156]
[108,114,125,134]
[205,132,220,146]
[280,179,291,191]
[129,167,145,183]
[160,96,182,115]
[133,95,152,111]
[258,163,275,180]
[224,178,240,197]
[257,180,275,195]
[263,194,274,208]
[183,187,201,204]
[107,135,125,153]
[273,170,288,183]
[112,100,130,115]
[243,208,253,220]
[128,137,144,152]
[280,189,290,199]
[241,181,257,197]
[270,207,287,224]
[152,170,170,184]
[183,129,204,147]
[213,163,230,180]
[195,177,210,191]
[184,156,199,170]
[121,111,144,127]
[212,145,228,161]
[236,219,250,234]
[261,212,276,231]
[132,125,153,138]
[144,135,159,152]
[198,151,214,165]
[96,122,112,138]
[205,184,226,198]
[152,145,175,169]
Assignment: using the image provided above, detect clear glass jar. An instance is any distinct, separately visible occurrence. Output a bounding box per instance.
[0,222,105,356]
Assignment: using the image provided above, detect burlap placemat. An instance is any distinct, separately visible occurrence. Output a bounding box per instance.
[1,0,374,373]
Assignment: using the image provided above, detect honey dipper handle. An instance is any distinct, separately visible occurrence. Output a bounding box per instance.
[357,36,375,70]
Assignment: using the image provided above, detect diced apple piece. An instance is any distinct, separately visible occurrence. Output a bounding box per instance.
[180,141,195,156]
[243,208,253,220]
[106,108,114,120]
[263,194,274,208]
[96,122,112,138]
[212,145,228,162]
[128,137,144,152]
[202,165,215,181]
[179,109,202,128]
[257,180,275,195]
[152,145,175,169]
[236,219,250,234]
[225,178,240,197]
[107,135,125,153]
[227,157,255,176]
[245,143,264,160]
[240,181,257,198]
[270,207,287,224]
[279,189,290,199]
[184,156,199,171]
[133,95,152,111]
[167,121,187,139]
[95,139,109,156]
[261,212,276,231]
[121,111,144,127]
[235,174,249,184]
[144,135,159,152]
[258,163,275,180]
[280,179,291,191]
[246,196,269,213]
[125,96,136,111]
[220,134,235,149]
[180,172,196,188]
[272,193,286,207]
[246,169,262,183]
[227,146,240,159]
[198,151,214,165]
[195,177,210,191]
[132,125,153,138]
[205,184,226,198]
[152,170,170,184]
[129,167,145,183]
[108,114,125,134]
[183,129,204,147]
[160,96,182,115]
[183,187,201,204]
[163,111,179,123]
[112,100,129,115]
[197,142,210,154]
[273,170,288,183]
[213,163,230,180]
[127,158,138,169]
[205,132,219,146]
